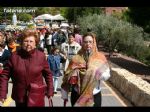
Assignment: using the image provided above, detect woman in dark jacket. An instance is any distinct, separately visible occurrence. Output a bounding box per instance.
[0,32,11,71]
[0,29,53,107]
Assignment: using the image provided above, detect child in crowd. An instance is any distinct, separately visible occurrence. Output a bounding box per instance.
[47,47,66,94]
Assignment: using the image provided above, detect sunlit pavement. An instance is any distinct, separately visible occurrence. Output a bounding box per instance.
[2,76,132,107]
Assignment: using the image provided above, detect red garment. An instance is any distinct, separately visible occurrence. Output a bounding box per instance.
[0,49,53,103]
[0,69,2,74]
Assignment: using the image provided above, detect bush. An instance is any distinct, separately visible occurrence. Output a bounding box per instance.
[77,14,150,66]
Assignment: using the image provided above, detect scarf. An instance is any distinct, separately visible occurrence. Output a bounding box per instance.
[61,33,109,106]
[8,42,20,52]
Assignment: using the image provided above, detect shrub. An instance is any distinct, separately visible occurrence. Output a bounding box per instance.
[77,14,150,66]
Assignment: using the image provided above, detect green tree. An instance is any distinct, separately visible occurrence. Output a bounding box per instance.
[77,14,150,66]
[0,7,4,21]
[17,13,32,22]
[35,7,50,16]
[60,7,66,17]
[35,7,57,16]
[34,7,61,16]
[125,7,150,33]
[0,7,13,23]
[62,7,103,23]
[49,7,61,15]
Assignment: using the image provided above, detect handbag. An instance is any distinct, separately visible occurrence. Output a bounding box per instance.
[69,70,78,85]
[69,76,78,85]
[27,83,46,107]
[48,98,53,107]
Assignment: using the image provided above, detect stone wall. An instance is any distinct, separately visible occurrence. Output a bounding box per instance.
[108,67,150,106]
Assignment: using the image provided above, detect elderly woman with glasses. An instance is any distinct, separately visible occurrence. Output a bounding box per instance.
[0,29,53,107]
[61,32,111,107]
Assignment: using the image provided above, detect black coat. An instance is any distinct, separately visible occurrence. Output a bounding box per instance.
[0,49,11,66]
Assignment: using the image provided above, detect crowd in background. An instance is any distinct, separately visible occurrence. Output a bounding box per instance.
[0,25,83,94]
[0,24,110,107]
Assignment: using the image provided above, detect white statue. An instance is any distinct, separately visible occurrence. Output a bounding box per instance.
[12,13,17,26]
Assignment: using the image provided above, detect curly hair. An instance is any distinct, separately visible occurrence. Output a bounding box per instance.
[20,29,40,46]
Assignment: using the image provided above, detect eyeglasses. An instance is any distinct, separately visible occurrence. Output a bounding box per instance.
[83,41,93,44]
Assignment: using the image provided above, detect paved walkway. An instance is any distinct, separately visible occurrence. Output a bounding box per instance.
[2,75,132,107]
[2,51,145,107]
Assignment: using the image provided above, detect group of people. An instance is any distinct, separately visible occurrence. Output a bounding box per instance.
[0,26,111,107]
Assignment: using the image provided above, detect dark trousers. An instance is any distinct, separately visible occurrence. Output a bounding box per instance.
[71,87,80,106]
[15,102,27,107]
[46,45,52,54]
[15,96,28,107]
[71,88,102,107]
[15,99,27,107]
[93,91,102,107]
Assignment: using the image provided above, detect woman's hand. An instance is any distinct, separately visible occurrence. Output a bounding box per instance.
[59,52,67,59]
[0,63,3,70]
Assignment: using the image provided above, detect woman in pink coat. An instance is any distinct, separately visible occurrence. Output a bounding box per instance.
[0,29,53,107]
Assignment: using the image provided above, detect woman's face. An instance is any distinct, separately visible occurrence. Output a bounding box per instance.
[83,35,94,51]
[22,36,36,52]
[68,35,74,43]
